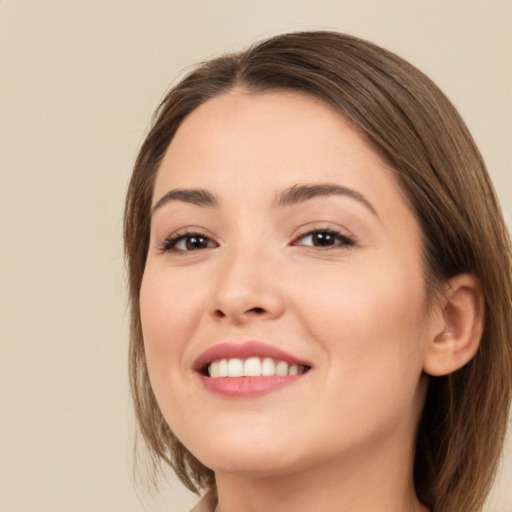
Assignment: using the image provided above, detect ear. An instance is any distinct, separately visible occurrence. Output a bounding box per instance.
[423,274,484,377]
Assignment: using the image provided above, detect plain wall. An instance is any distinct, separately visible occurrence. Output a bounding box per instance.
[1,1,511,510]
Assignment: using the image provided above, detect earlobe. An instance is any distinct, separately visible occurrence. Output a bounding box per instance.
[423,274,484,377]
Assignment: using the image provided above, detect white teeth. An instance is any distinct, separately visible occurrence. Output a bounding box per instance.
[218,358,228,377]
[243,357,261,376]
[261,357,275,376]
[209,361,219,378]
[275,361,289,376]
[227,358,244,377]
[207,357,307,378]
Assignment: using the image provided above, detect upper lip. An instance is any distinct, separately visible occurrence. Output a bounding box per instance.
[193,341,312,373]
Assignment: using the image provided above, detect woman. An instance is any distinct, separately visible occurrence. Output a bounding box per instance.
[124,32,512,512]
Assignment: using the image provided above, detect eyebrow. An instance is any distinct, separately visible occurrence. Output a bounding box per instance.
[151,188,218,216]
[151,183,377,217]
[275,183,377,215]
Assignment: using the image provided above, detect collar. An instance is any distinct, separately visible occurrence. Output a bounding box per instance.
[189,488,218,512]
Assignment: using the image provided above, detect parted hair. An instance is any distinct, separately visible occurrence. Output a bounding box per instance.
[124,31,512,512]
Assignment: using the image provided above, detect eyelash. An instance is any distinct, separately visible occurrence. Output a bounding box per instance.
[158,228,354,254]
[292,228,354,249]
[158,231,217,253]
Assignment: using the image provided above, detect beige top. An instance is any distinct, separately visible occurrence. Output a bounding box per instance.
[189,489,218,512]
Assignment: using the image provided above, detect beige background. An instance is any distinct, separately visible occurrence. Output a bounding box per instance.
[1,1,511,510]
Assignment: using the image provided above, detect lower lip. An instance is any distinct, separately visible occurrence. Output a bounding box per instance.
[198,374,305,398]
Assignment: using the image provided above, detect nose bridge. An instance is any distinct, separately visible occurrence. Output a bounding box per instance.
[209,236,284,323]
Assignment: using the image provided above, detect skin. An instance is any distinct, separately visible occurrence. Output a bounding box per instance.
[139,89,443,512]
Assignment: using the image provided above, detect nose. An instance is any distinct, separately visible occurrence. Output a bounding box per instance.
[208,247,285,325]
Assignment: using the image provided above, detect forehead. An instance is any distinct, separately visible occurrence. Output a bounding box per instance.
[154,89,397,201]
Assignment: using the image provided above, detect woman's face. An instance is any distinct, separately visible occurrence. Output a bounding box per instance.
[140,90,438,478]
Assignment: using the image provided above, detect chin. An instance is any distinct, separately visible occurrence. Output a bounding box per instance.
[181,425,304,477]
[200,448,303,478]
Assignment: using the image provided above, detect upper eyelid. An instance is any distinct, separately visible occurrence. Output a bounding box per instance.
[292,223,356,240]
[158,225,218,242]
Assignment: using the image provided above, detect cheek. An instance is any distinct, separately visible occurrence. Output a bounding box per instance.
[139,267,207,425]
[300,261,429,378]
[311,268,429,432]
[139,267,201,376]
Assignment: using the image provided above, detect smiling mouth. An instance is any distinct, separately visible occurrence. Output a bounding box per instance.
[205,357,311,378]
[194,341,312,397]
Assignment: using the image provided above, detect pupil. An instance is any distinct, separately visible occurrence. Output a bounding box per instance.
[186,236,206,250]
[314,232,335,246]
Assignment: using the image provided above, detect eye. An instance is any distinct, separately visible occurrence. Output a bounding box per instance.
[159,232,217,253]
[293,229,354,248]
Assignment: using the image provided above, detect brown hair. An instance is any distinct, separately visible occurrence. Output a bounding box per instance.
[124,31,512,511]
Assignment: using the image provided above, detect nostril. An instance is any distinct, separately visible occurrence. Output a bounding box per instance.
[211,305,271,322]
